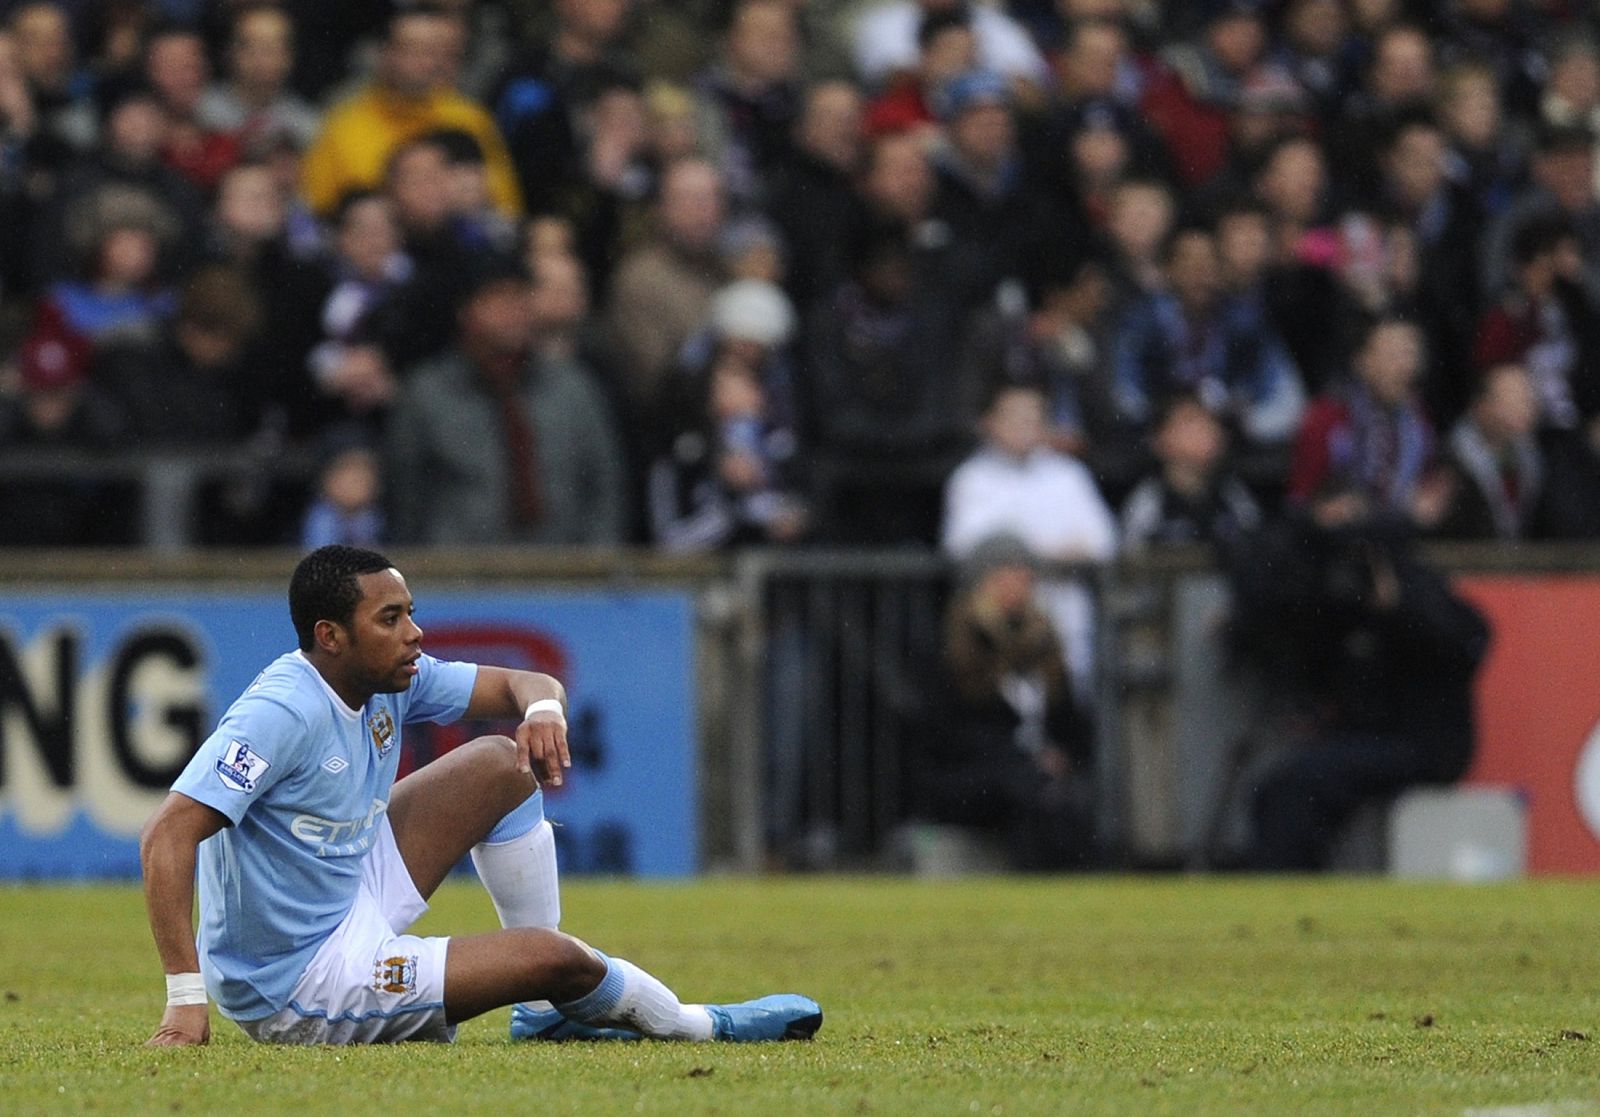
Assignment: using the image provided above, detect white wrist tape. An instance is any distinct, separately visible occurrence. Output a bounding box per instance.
[524,698,566,725]
[166,972,207,1007]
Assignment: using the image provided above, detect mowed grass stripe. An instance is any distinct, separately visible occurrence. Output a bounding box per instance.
[0,877,1594,1117]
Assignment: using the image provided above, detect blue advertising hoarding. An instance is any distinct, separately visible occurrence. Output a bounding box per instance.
[0,586,697,878]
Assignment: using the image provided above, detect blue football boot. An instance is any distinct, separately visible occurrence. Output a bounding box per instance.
[704,994,823,1042]
[509,1004,642,1042]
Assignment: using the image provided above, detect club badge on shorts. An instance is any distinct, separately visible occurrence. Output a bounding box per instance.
[368,707,396,759]
[373,954,418,995]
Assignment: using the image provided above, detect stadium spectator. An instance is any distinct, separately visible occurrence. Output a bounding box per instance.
[862,8,972,140]
[9,1,95,153]
[429,126,519,255]
[605,155,727,407]
[942,381,1116,693]
[1435,60,1522,221]
[1025,254,1117,460]
[1101,177,1176,306]
[1270,0,1353,125]
[300,5,521,218]
[767,80,865,310]
[852,0,1048,92]
[922,532,1097,870]
[198,3,322,154]
[300,438,385,549]
[36,82,206,284]
[1539,34,1600,161]
[1139,3,1271,187]
[386,257,628,546]
[1289,316,1444,527]
[1473,213,1600,434]
[490,0,638,216]
[693,0,803,205]
[306,190,410,425]
[1120,391,1260,552]
[29,184,179,356]
[94,262,266,448]
[145,23,240,194]
[1433,362,1545,542]
[1328,24,1436,208]
[1223,484,1490,871]
[1482,123,1600,301]
[0,327,133,545]
[1110,224,1306,448]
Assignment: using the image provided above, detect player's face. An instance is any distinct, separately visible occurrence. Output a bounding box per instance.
[346,568,424,695]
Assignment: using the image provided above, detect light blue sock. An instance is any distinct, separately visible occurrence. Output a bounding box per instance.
[554,951,626,1021]
[484,788,544,844]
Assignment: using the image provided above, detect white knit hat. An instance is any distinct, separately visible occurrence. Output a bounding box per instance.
[710,279,797,347]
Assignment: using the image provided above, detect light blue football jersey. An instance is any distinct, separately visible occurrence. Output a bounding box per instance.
[170,649,478,1021]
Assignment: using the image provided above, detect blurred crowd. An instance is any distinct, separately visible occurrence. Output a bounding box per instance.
[0,0,1599,555]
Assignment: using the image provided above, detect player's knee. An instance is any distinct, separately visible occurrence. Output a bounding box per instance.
[540,932,607,1004]
[464,734,523,781]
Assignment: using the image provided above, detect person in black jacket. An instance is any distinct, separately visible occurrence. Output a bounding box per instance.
[923,533,1097,870]
[1223,488,1491,870]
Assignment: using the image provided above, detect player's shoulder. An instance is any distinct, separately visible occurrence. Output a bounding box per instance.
[222,652,321,734]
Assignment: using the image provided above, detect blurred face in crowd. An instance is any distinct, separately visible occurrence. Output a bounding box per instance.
[1285,0,1345,59]
[727,0,798,89]
[1256,137,1325,224]
[1439,67,1501,151]
[950,100,1015,172]
[1356,321,1424,405]
[984,386,1048,458]
[530,252,589,336]
[863,134,933,223]
[1060,20,1122,97]
[556,0,630,47]
[11,2,72,91]
[146,30,209,117]
[1550,44,1600,114]
[1475,364,1538,443]
[1070,122,1129,187]
[798,81,862,172]
[1535,142,1598,214]
[524,214,576,268]
[231,7,295,96]
[445,158,491,215]
[322,448,380,513]
[1166,230,1220,313]
[923,24,976,89]
[107,95,167,163]
[384,12,452,97]
[1370,27,1433,104]
[0,32,33,135]
[1217,210,1272,289]
[1108,181,1174,260]
[387,142,453,233]
[1384,123,1446,209]
[218,163,286,242]
[98,226,159,287]
[1154,398,1226,478]
[976,562,1035,618]
[337,195,401,279]
[462,279,536,356]
[1207,12,1264,77]
[658,158,725,254]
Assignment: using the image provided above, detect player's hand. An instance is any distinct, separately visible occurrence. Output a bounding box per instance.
[516,709,570,787]
[146,1003,210,1047]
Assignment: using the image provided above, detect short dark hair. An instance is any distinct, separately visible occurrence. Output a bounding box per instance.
[289,545,394,651]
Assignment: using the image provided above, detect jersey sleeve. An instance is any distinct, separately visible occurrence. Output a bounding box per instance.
[170,694,309,826]
[401,654,478,725]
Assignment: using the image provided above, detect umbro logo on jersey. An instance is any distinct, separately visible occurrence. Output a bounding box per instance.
[322,756,349,775]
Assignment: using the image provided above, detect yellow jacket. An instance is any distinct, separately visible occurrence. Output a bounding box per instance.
[300,84,523,216]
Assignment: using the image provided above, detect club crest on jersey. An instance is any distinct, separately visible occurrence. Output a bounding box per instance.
[373,954,417,995]
[215,740,269,793]
[368,707,396,759]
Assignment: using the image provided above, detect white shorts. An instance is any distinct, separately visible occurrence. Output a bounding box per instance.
[235,816,454,1045]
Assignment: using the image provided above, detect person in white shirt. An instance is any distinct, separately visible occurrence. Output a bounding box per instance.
[852,0,1049,91]
[942,381,1116,698]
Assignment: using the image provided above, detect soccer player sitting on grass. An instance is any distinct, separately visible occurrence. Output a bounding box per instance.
[140,544,822,1046]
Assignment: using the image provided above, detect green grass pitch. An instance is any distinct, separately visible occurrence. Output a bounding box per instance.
[0,876,1596,1116]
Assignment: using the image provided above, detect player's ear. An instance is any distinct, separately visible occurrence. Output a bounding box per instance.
[313,618,347,655]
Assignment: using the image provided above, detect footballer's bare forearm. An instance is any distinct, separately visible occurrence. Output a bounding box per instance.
[467,665,567,721]
[139,793,226,974]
